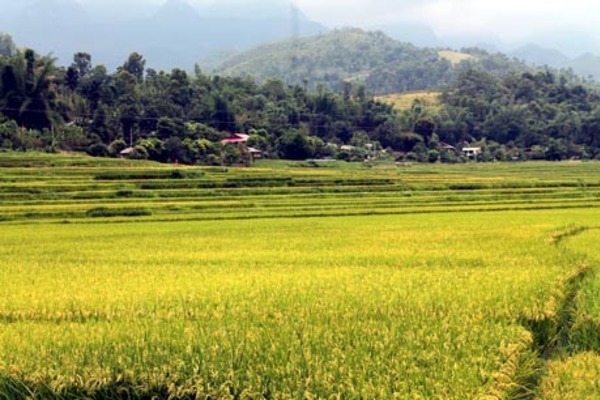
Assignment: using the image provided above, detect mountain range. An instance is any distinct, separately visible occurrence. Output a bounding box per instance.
[0,0,599,81]
[0,0,326,70]
[507,43,600,80]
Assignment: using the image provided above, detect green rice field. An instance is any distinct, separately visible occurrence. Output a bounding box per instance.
[0,153,599,399]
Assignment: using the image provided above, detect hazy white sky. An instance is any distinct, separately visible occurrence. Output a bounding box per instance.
[291,0,597,40]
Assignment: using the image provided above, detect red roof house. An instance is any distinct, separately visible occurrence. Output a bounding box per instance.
[221,133,250,145]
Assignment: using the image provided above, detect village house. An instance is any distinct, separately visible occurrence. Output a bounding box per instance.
[220,133,263,162]
[221,133,250,145]
[462,147,482,159]
[247,147,263,160]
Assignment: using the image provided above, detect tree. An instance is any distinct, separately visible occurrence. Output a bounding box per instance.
[72,52,92,79]
[121,52,146,83]
[0,50,58,130]
[413,119,435,144]
[90,104,113,143]
[212,95,236,133]
[278,130,315,160]
[65,67,79,91]
[545,138,567,161]
[169,68,192,110]
[0,34,16,57]
[0,119,20,149]
[156,117,185,140]
[164,137,189,163]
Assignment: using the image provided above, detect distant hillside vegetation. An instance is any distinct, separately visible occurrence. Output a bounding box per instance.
[438,50,475,65]
[217,29,529,95]
[375,92,441,111]
[217,28,440,93]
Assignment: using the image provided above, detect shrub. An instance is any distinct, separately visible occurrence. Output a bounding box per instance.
[86,207,152,218]
[87,143,111,158]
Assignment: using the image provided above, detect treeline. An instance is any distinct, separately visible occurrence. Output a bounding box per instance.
[1,43,600,164]
[0,48,402,164]
[365,49,535,95]
[435,69,600,160]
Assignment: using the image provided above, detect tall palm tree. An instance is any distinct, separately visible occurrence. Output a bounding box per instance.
[0,49,58,130]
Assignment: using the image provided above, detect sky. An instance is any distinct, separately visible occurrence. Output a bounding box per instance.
[290,0,598,40]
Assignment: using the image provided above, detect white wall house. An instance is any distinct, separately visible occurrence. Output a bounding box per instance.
[462,147,482,159]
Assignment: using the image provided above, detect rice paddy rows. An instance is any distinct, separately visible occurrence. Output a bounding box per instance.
[0,156,599,224]
[1,153,600,398]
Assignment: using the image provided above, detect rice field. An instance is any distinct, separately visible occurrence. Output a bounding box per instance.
[536,228,600,399]
[538,353,600,399]
[0,153,599,399]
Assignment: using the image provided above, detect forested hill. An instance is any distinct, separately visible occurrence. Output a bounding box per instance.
[217,29,528,95]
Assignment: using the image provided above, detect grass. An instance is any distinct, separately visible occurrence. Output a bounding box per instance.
[375,91,441,111]
[1,152,600,398]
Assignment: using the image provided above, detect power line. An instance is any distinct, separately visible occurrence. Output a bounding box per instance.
[0,104,405,132]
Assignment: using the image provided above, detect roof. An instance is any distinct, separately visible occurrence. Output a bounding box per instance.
[247,147,262,154]
[441,142,457,150]
[462,147,482,151]
[221,133,250,144]
[119,147,135,155]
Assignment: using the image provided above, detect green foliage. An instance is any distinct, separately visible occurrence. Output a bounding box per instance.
[437,69,600,160]
[218,29,527,95]
[427,149,440,163]
[108,139,127,156]
[85,207,152,217]
[87,142,110,158]
[0,49,59,131]
[278,130,315,160]
[0,119,20,149]
[0,39,599,164]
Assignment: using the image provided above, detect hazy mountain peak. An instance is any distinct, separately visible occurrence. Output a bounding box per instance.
[158,0,197,14]
[206,0,298,19]
[153,0,200,20]
[21,0,87,19]
[510,43,571,68]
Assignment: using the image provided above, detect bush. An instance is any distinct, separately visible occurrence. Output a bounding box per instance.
[109,139,128,157]
[278,131,315,160]
[86,207,152,218]
[427,150,440,163]
[0,120,19,150]
[128,145,149,160]
[87,143,111,158]
[440,149,458,163]
[58,125,88,151]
